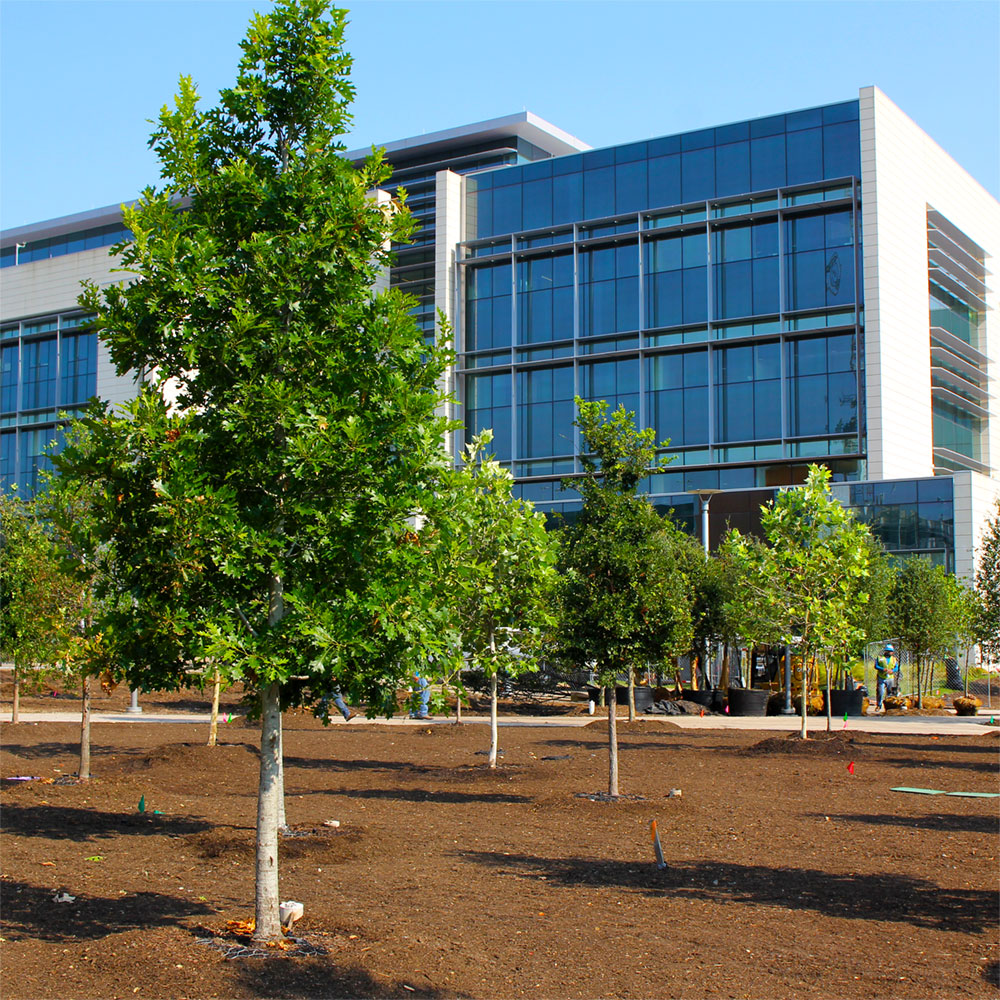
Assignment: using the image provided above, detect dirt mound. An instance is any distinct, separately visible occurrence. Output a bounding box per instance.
[745,731,865,756]
[110,742,256,775]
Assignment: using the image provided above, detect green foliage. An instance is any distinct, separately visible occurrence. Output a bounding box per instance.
[722,465,872,656]
[721,465,872,734]
[890,556,974,702]
[0,492,80,690]
[975,498,1000,664]
[55,0,457,712]
[449,431,558,680]
[556,399,693,686]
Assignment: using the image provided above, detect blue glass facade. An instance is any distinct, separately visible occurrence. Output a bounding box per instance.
[458,101,865,510]
[0,311,97,495]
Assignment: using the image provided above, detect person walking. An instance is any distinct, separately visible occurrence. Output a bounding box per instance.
[874,644,899,712]
[409,671,431,720]
[319,684,355,722]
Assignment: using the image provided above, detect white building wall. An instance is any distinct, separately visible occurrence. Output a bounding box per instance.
[953,470,1000,584]
[858,86,1000,481]
[434,169,463,458]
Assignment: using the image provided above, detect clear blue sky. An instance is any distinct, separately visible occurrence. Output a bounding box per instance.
[2,0,997,230]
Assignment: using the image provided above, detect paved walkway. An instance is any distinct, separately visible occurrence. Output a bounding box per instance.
[6,709,997,736]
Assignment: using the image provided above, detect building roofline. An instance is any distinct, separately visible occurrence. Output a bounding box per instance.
[345,111,590,165]
[2,202,132,248]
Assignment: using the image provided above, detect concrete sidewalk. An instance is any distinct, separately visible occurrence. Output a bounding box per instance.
[6,709,997,736]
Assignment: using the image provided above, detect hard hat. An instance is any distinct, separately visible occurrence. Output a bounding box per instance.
[884,644,894,652]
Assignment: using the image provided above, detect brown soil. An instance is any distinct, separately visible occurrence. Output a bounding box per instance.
[2,714,998,999]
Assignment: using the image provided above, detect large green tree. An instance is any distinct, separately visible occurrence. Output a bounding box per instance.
[722,465,872,738]
[55,0,456,941]
[556,399,692,797]
[449,431,558,766]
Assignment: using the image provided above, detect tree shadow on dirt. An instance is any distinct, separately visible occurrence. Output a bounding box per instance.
[861,739,998,755]
[809,811,998,834]
[230,957,458,999]
[320,787,531,805]
[539,737,692,752]
[283,756,442,776]
[459,851,994,934]
[1,803,211,841]
[876,755,998,775]
[2,879,213,942]
[1,741,121,761]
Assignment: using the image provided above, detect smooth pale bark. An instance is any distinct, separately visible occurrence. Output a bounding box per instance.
[627,669,635,723]
[277,712,287,832]
[11,667,20,724]
[455,684,463,724]
[799,650,809,740]
[79,675,91,780]
[488,672,499,769]
[254,679,283,942]
[825,653,832,733]
[719,646,731,695]
[208,666,221,746]
[607,686,619,797]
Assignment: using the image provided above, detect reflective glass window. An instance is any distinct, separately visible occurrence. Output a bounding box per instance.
[579,243,639,337]
[822,121,860,179]
[60,333,97,406]
[552,172,583,225]
[465,372,512,461]
[0,430,14,489]
[786,334,858,437]
[1,344,18,413]
[785,129,824,186]
[714,341,781,441]
[21,338,57,410]
[647,155,681,209]
[681,147,715,202]
[465,262,512,352]
[615,160,648,213]
[517,254,573,345]
[492,184,522,235]
[580,357,639,420]
[517,366,576,458]
[750,134,785,189]
[715,142,750,196]
[584,167,614,219]
[521,178,553,230]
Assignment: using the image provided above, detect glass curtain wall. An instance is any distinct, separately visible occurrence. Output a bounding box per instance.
[458,101,864,514]
[0,312,97,495]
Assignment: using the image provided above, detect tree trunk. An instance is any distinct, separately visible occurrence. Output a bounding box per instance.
[254,679,283,942]
[277,711,287,832]
[607,685,619,797]
[690,654,699,692]
[488,671,499,769]
[79,674,91,780]
[208,665,221,746]
[799,650,809,740]
[825,653,832,733]
[11,665,20,724]
[916,657,923,710]
[627,668,636,723]
[455,679,463,724]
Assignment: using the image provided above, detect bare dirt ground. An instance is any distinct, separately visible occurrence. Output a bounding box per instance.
[2,702,998,1000]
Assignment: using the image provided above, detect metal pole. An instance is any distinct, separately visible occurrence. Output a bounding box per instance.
[701,497,710,556]
[126,689,142,714]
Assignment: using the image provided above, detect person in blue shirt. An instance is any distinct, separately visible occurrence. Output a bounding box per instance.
[874,644,899,712]
[409,671,431,720]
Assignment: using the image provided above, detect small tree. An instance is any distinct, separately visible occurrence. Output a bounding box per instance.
[450,431,557,767]
[55,0,457,942]
[556,399,692,796]
[722,465,871,738]
[0,493,79,723]
[890,558,970,707]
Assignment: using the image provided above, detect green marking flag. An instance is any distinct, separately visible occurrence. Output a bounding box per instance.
[138,794,146,813]
[891,787,946,795]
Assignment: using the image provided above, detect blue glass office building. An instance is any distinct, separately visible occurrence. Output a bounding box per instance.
[2,90,997,580]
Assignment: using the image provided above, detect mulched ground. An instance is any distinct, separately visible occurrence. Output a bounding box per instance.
[2,706,998,1000]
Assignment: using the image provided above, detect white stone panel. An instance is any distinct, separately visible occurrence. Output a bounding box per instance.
[859,87,1000,485]
[434,169,463,458]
